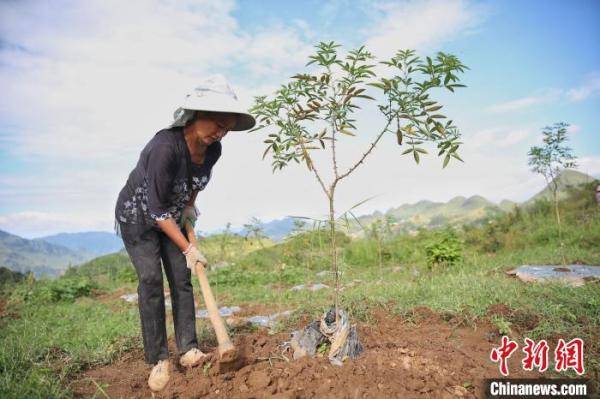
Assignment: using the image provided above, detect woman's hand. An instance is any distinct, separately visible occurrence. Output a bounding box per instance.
[181,205,198,228]
[183,244,208,273]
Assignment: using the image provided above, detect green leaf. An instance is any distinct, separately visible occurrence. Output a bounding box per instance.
[443,154,450,168]
[396,130,403,145]
[430,114,446,119]
[262,146,271,160]
[415,148,428,154]
[401,148,412,155]
[339,129,356,136]
[425,105,443,112]
[366,82,386,90]
[356,94,376,100]
[451,153,464,162]
[413,150,420,164]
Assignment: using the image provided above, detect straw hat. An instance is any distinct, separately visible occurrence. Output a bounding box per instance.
[170,75,256,131]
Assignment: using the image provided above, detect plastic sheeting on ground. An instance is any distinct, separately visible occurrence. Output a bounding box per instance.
[246,310,293,328]
[195,305,241,319]
[289,283,329,292]
[507,265,600,287]
[119,293,138,303]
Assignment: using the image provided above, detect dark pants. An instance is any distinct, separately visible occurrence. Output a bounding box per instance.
[120,223,198,364]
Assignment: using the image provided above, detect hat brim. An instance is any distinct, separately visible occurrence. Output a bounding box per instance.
[230,112,256,131]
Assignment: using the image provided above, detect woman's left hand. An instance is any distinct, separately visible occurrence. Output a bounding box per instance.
[181,205,199,228]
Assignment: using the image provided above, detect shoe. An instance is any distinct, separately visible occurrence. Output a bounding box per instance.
[148,359,170,391]
[179,348,207,367]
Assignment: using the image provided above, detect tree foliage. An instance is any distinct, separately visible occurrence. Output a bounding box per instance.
[528,122,577,191]
[527,122,578,265]
[249,42,468,311]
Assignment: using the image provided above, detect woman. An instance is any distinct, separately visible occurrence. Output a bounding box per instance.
[114,76,255,391]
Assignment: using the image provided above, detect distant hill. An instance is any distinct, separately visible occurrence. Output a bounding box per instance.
[350,195,505,236]
[37,231,123,257]
[251,217,296,241]
[525,169,597,205]
[0,230,88,277]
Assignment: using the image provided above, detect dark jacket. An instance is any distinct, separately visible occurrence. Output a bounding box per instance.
[115,126,221,239]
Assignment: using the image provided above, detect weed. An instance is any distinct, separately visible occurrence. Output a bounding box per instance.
[491,315,513,335]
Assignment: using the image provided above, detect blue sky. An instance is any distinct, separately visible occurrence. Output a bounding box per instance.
[0,0,598,237]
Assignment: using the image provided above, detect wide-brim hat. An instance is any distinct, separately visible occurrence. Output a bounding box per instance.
[170,75,256,131]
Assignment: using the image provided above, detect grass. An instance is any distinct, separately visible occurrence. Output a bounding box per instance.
[0,183,599,396]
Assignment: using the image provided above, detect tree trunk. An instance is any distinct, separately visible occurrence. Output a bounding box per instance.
[328,190,339,321]
[553,190,567,266]
[377,236,382,281]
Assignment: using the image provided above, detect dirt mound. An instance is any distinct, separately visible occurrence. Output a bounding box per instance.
[73,308,538,398]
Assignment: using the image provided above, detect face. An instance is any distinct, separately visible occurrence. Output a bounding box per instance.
[188,113,237,146]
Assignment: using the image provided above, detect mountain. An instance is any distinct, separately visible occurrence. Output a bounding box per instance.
[525,169,596,204]
[354,195,505,236]
[230,217,296,242]
[0,230,89,277]
[351,170,597,236]
[37,231,123,257]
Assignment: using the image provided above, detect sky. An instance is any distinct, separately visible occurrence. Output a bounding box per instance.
[0,0,599,238]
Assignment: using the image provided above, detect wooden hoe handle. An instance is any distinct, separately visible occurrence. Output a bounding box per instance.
[185,222,236,362]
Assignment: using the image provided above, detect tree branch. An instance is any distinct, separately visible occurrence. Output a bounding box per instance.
[298,134,330,198]
[337,119,392,182]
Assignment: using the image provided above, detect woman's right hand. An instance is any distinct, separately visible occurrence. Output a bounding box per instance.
[183,244,207,272]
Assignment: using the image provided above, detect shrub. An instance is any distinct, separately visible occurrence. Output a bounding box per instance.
[32,278,96,303]
[425,230,463,268]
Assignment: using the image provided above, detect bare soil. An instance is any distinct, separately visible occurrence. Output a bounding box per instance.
[73,306,542,398]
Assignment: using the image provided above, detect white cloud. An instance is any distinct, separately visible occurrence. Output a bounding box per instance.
[364,0,488,57]
[467,126,534,149]
[487,89,562,113]
[566,72,600,102]
[577,156,600,178]
[0,0,312,163]
[488,72,600,113]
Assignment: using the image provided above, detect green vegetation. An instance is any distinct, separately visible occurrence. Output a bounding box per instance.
[424,229,463,269]
[0,182,598,397]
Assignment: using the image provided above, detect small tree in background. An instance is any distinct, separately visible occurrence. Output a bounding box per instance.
[528,122,577,265]
[250,42,468,315]
[218,222,233,261]
[367,216,394,280]
[243,217,267,248]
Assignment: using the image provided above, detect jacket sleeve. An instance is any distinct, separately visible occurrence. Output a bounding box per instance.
[146,142,177,221]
